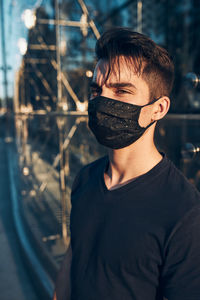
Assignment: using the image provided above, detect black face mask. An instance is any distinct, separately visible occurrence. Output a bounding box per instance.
[88,95,160,149]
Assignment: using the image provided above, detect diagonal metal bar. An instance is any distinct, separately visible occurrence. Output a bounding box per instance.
[39,116,86,193]
[97,0,133,26]
[77,0,100,39]
[30,61,57,102]
[29,77,41,96]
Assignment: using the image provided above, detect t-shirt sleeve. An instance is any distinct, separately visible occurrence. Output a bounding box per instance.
[162,205,200,300]
[71,165,87,196]
[71,171,81,195]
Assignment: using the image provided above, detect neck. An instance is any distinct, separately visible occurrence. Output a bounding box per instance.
[104,128,163,190]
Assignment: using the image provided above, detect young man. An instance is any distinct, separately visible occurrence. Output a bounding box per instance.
[53,28,200,300]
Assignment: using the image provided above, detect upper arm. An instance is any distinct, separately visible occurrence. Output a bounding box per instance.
[162,206,200,300]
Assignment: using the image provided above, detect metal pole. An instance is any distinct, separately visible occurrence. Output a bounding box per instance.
[0,0,8,110]
[137,0,142,33]
[55,0,62,105]
[58,124,68,245]
[55,0,68,245]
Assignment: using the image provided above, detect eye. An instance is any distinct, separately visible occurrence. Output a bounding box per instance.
[115,89,130,95]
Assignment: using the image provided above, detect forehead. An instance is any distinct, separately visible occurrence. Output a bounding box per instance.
[93,57,141,86]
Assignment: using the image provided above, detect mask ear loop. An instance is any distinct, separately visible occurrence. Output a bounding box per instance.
[144,120,156,129]
[141,96,161,107]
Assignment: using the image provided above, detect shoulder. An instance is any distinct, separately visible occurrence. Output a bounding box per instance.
[71,155,108,194]
[158,157,200,249]
[154,156,200,230]
[164,157,200,208]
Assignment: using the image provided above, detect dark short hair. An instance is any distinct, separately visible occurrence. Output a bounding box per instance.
[95,27,174,100]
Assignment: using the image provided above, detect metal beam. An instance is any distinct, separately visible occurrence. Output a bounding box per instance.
[24,58,49,64]
[14,111,88,116]
[29,44,56,50]
[37,19,88,27]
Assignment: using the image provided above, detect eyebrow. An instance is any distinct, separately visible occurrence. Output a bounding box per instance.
[106,82,137,90]
[90,81,137,90]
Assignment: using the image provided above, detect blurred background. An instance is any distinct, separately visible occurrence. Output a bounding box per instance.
[0,0,200,299]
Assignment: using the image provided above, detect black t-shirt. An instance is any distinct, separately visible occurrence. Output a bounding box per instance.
[70,154,200,300]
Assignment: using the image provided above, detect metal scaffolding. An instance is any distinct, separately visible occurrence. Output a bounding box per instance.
[13,0,100,247]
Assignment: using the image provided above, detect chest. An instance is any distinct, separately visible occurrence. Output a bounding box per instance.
[71,189,164,279]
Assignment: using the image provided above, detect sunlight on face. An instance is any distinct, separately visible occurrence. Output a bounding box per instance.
[92,56,150,106]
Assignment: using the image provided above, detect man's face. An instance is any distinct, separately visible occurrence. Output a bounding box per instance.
[90,56,154,127]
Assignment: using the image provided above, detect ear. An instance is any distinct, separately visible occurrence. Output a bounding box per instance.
[151,96,170,121]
